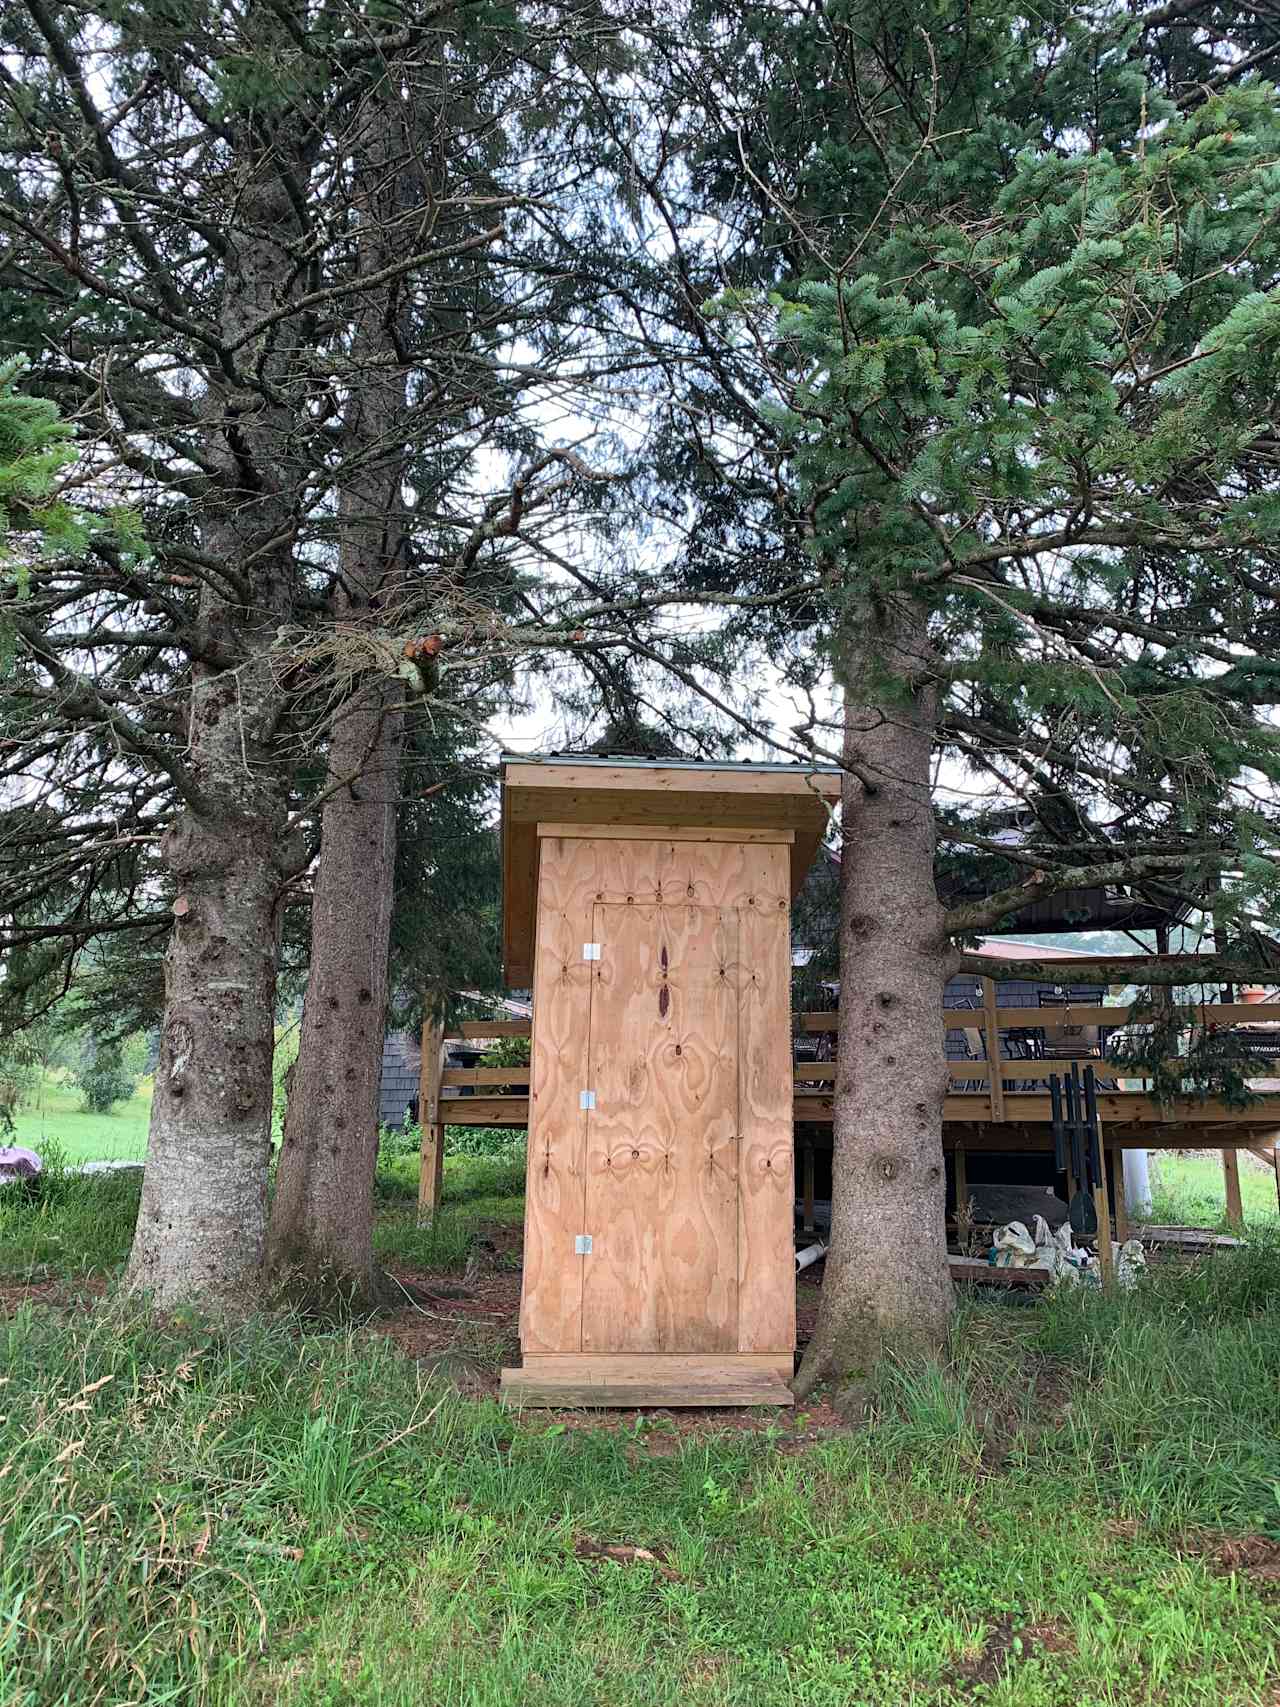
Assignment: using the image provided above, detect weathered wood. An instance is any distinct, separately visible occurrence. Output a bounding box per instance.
[800,1001,1280,1032]
[981,978,1005,1123]
[417,1015,446,1225]
[1108,1147,1130,1240]
[953,1144,968,1220]
[441,1066,532,1086]
[454,1020,531,1040]
[1222,1148,1244,1227]
[1093,1105,1116,1290]
[949,1256,1049,1289]
[736,863,796,1355]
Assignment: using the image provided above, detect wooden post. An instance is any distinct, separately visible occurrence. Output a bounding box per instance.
[1107,1146,1130,1241]
[1093,1108,1115,1290]
[953,1144,968,1222]
[417,1014,447,1225]
[802,1143,816,1233]
[1222,1147,1244,1229]
[981,977,1005,1123]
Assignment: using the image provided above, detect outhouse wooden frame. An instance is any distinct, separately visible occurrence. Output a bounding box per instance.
[497,757,842,1408]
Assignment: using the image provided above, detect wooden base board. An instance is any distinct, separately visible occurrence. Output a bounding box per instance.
[500,1353,795,1409]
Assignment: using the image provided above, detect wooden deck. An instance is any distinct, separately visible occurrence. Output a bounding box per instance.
[432,984,1280,1153]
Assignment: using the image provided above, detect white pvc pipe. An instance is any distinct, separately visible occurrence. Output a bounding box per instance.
[1123,1149,1153,1218]
[795,1242,828,1271]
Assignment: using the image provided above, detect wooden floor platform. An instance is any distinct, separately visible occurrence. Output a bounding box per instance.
[500,1354,795,1409]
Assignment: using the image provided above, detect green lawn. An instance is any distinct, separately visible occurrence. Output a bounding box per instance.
[8,1070,152,1163]
[1,1154,1279,1705]
[1152,1150,1280,1229]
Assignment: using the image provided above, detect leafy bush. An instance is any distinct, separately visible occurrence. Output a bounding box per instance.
[444,1123,526,1160]
[378,1119,421,1160]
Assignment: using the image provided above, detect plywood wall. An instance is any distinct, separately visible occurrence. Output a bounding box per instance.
[520,833,794,1358]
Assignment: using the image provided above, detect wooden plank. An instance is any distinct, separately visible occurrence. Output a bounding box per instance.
[499,1369,795,1408]
[417,1015,446,1224]
[505,761,841,802]
[737,854,796,1355]
[437,1095,529,1126]
[982,978,1005,1123]
[455,1019,531,1039]
[442,1066,532,1086]
[1223,1148,1244,1227]
[581,896,740,1355]
[953,1144,968,1220]
[1108,1146,1130,1241]
[519,836,596,1356]
[972,1002,1280,1028]
[803,1001,1280,1035]
[521,1352,791,1377]
[536,822,794,844]
[1094,1103,1115,1290]
[949,1256,1049,1289]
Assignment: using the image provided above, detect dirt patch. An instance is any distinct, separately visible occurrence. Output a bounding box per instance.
[0,1275,106,1315]
[1184,1532,1280,1583]
[950,1616,1074,1690]
[573,1537,680,1580]
[374,1258,521,1394]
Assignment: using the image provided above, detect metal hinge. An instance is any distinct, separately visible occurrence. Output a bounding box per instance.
[579,1089,596,1111]
[575,1233,593,1255]
[582,942,601,961]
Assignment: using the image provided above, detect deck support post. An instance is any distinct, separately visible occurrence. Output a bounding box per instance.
[953,1144,968,1223]
[417,1013,447,1226]
[1107,1147,1129,1241]
[1222,1147,1244,1229]
[981,978,1005,1123]
[802,1143,816,1234]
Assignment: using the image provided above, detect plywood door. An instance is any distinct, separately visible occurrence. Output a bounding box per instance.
[520,834,794,1360]
[581,902,740,1353]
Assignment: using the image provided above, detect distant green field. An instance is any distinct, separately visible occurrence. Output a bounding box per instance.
[8,1072,151,1163]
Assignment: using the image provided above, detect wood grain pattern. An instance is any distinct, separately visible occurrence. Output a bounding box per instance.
[519,837,595,1354]
[499,1367,794,1408]
[416,1017,446,1222]
[535,822,794,844]
[521,1352,791,1377]
[736,865,796,1353]
[581,900,740,1353]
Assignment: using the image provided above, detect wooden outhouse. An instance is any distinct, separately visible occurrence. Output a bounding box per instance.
[497,756,841,1408]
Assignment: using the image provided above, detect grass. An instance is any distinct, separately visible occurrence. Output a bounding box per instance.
[0,1246,1277,1705]
[1151,1150,1279,1230]
[7,1070,152,1163]
[0,1149,1279,1704]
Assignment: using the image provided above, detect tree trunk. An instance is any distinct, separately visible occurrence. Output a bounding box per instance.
[125,124,304,1310]
[126,792,292,1307]
[795,596,957,1399]
[267,680,403,1307]
[265,79,413,1309]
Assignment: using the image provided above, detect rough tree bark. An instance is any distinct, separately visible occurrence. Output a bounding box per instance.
[794,595,958,1399]
[125,161,303,1308]
[265,81,412,1309]
[266,677,403,1307]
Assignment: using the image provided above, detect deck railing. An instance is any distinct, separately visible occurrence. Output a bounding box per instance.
[438,980,1280,1128]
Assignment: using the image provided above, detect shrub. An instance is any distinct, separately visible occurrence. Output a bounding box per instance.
[74,1043,136,1115]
